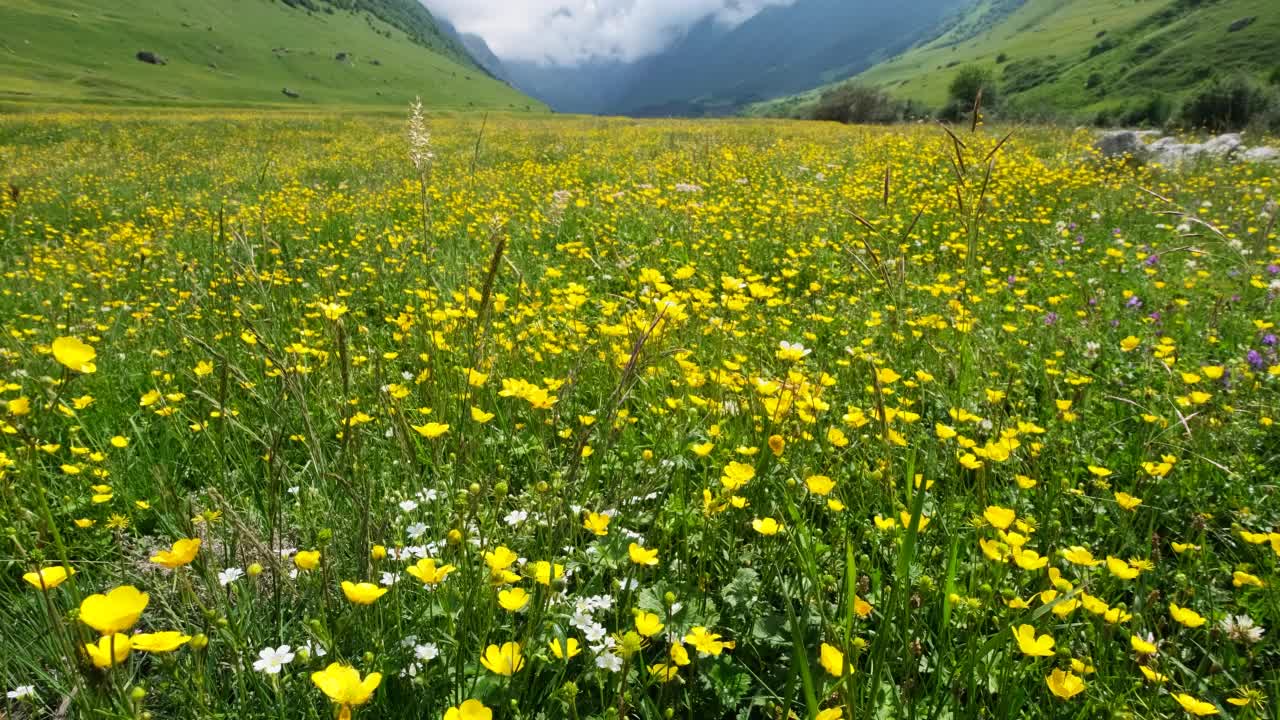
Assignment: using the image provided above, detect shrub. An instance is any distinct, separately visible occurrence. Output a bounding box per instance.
[1121,94,1173,127]
[947,65,999,108]
[810,83,907,124]
[1180,74,1276,131]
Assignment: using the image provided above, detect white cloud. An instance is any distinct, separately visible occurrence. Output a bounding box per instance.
[425,0,795,66]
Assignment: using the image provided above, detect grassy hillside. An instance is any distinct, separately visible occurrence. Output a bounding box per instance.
[0,0,545,111]
[750,0,1280,121]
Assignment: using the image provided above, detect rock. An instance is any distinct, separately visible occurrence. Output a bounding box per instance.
[1242,147,1280,163]
[1200,133,1243,157]
[1227,17,1256,32]
[281,87,300,98]
[1094,130,1147,159]
[335,51,349,61]
[136,51,167,65]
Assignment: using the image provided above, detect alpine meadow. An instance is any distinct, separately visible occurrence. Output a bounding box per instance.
[2,2,1280,720]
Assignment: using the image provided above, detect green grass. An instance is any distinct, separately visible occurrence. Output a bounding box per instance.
[0,110,1277,720]
[0,0,545,111]
[749,0,1280,121]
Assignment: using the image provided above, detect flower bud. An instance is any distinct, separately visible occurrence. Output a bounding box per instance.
[247,563,263,577]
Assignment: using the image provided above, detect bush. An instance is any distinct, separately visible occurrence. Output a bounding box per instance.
[1180,74,1276,131]
[810,83,908,124]
[1269,67,1280,86]
[949,66,998,105]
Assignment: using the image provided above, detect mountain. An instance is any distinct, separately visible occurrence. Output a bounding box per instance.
[497,0,961,116]
[433,15,510,84]
[0,0,545,110]
[752,0,1280,122]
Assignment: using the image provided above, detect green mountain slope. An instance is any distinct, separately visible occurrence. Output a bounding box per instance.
[751,0,1279,121]
[0,0,545,111]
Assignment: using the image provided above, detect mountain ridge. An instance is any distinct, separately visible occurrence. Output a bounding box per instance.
[0,0,544,110]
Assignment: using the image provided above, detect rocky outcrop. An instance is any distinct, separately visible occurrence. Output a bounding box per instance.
[1093,130,1277,165]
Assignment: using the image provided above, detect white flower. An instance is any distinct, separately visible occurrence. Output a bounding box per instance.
[1220,615,1265,644]
[6,685,35,700]
[414,643,439,662]
[406,522,427,539]
[398,500,419,513]
[616,577,638,591]
[301,640,326,659]
[595,652,623,672]
[253,645,295,675]
[583,622,608,643]
[380,571,399,586]
[287,486,300,495]
[218,568,244,587]
[416,489,438,502]
[504,510,528,526]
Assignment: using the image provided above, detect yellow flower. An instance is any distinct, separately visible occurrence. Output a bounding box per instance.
[84,634,131,668]
[634,611,664,637]
[1172,693,1219,716]
[752,517,781,536]
[819,643,844,677]
[1130,634,1157,655]
[497,587,530,612]
[583,512,611,536]
[320,302,348,320]
[6,396,30,416]
[484,545,519,572]
[23,565,75,590]
[767,434,785,455]
[873,514,897,531]
[1046,669,1084,700]
[935,423,957,439]
[983,505,1015,530]
[1232,570,1264,588]
[79,585,149,635]
[684,627,733,656]
[899,511,930,531]
[130,631,192,653]
[1106,556,1140,580]
[480,642,525,675]
[411,422,449,439]
[805,474,835,496]
[548,637,580,660]
[341,581,388,605]
[406,558,456,585]
[1013,625,1054,657]
[470,406,495,423]
[294,550,321,570]
[150,538,201,568]
[444,699,493,720]
[311,663,382,719]
[1139,665,1169,683]
[690,441,714,457]
[649,662,680,682]
[1087,465,1112,478]
[52,336,97,373]
[816,709,843,720]
[531,561,564,586]
[874,367,901,385]
[1169,602,1206,628]
[1061,546,1101,567]
[1012,548,1048,571]
[1120,336,1140,352]
[628,543,659,566]
[720,461,755,491]
[1114,491,1142,510]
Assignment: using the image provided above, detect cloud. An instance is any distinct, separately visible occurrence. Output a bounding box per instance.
[426,0,795,66]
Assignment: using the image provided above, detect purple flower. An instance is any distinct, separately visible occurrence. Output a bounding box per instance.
[1044,313,1059,326]
[1266,264,1279,275]
[1247,350,1266,370]
[1143,254,1160,267]
[1263,334,1278,347]
[1126,296,1143,309]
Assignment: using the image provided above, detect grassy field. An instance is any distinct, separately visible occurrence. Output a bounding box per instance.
[1,110,1279,719]
[751,0,1280,121]
[0,0,542,111]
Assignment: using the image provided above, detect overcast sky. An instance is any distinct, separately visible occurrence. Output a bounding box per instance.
[426,0,795,66]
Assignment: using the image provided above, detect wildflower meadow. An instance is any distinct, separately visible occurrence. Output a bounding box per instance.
[1,110,1278,719]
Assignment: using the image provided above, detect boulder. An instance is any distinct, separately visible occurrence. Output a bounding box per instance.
[136,50,167,65]
[1200,133,1244,157]
[1094,130,1147,159]
[1242,147,1280,163]
[1227,17,1256,32]
[281,87,300,98]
